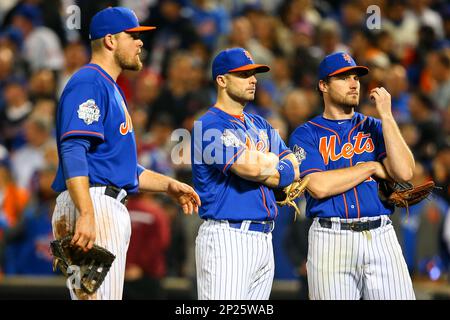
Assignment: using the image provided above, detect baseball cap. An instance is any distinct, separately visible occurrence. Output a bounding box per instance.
[212,47,270,80]
[89,7,156,40]
[318,52,369,80]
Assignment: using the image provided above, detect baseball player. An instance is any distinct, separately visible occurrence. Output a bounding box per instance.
[51,7,200,300]
[192,48,300,300]
[289,52,416,300]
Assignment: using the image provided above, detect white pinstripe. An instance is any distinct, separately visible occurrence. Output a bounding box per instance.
[195,220,274,300]
[51,187,131,300]
[307,216,415,300]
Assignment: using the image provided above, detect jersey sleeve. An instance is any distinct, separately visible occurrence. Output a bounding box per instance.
[373,119,387,161]
[193,122,246,175]
[59,82,106,142]
[289,127,326,178]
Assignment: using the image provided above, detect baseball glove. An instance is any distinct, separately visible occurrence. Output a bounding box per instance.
[50,235,115,295]
[378,180,435,208]
[274,176,310,218]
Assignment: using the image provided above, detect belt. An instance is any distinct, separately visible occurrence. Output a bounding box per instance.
[91,183,128,205]
[318,218,389,232]
[228,220,274,234]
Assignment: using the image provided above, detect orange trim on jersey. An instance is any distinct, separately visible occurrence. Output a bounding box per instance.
[278,149,291,158]
[82,65,116,87]
[61,130,104,140]
[353,187,361,218]
[308,121,342,144]
[222,147,245,173]
[205,110,216,116]
[342,193,349,219]
[301,168,323,175]
[259,186,271,217]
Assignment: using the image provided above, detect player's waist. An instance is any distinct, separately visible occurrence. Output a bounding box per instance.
[314,216,391,232]
[90,183,128,205]
[207,219,275,234]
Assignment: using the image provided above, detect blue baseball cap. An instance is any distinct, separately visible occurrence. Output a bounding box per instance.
[318,52,369,80]
[212,47,270,80]
[89,7,156,40]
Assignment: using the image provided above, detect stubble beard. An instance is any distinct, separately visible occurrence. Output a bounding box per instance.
[115,50,142,71]
[330,92,359,110]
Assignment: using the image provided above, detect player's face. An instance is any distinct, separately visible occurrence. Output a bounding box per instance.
[224,70,258,103]
[327,72,360,108]
[114,32,144,71]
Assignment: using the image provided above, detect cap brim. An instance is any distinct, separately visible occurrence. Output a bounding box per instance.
[125,26,156,33]
[329,66,369,77]
[228,64,270,74]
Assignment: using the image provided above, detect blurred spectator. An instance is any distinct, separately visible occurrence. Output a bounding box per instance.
[186,0,230,50]
[131,70,161,111]
[0,45,16,110]
[0,145,29,273]
[432,143,450,204]
[382,64,411,122]
[57,41,89,98]
[281,89,314,136]
[316,19,349,57]
[29,68,57,101]
[124,193,171,299]
[383,0,419,61]
[2,164,56,275]
[148,52,210,130]
[425,50,450,111]
[0,78,32,150]
[408,91,443,164]
[271,57,294,107]
[407,0,444,40]
[10,112,55,190]
[144,0,200,76]
[10,3,64,71]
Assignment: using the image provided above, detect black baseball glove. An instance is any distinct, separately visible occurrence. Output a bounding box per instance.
[50,235,115,294]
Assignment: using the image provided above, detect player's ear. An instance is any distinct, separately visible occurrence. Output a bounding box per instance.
[318,79,328,94]
[103,34,116,51]
[216,75,227,88]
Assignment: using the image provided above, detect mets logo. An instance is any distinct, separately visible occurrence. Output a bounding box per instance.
[243,49,253,62]
[342,53,353,64]
[120,100,133,135]
[319,132,374,165]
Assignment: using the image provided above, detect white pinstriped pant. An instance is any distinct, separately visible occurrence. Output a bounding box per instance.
[307,215,415,300]
[51,186,131,300]
[195,220,274,300]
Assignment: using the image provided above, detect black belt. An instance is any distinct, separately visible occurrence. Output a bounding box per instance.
[91,184,128,205]
[318,218,389,232]
[228,220,274,233]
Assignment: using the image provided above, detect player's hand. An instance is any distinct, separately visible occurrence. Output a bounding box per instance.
[167,180,201,215]
[71,212,96,252]
[372,161,391,181]
[369,87,393,119]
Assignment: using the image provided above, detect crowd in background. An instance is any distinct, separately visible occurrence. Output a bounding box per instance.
[0,0,448,299]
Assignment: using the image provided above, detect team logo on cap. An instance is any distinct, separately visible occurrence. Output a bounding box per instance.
[77,99,100,125]
[342,53,352,64]
[243,49,253,61]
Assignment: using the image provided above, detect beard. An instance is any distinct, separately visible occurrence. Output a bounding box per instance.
[329,90,359,110]
[115,49,143,71]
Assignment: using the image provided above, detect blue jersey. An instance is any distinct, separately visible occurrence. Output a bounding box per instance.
[289,112,392,219]
[191,106,292,221]
[52,64,141,194]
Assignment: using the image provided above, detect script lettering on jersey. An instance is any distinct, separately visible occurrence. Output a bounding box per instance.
[319,132,374,165]
[119,100,133,135]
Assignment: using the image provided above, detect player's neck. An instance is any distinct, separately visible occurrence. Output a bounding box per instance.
[215,95,245,116]
[323,104,355,120]
[90,54,121,82]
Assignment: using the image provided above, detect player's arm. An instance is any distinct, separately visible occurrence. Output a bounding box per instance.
[61,137,96,252]
[138,168,201,214]
[370,87,415,182]
[306,161,389,199]
[229,150,299,188]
